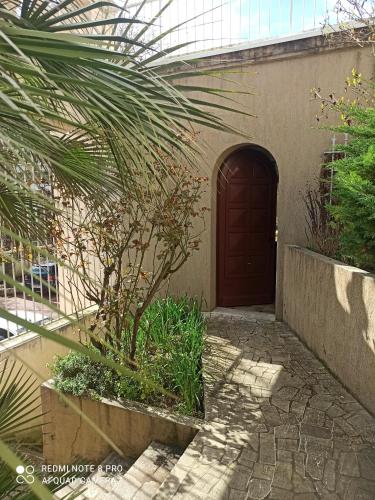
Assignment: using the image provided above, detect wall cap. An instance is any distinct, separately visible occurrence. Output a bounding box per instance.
[42,379,203,431]
[285,244,375,280]
[0,305,98,354]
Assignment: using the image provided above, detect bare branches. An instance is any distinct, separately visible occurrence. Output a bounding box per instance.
[325,1,375,53]
[303,179,341,258]
[58,144,208,362]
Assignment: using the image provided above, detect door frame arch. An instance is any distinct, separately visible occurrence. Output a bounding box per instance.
[215,144,279,307]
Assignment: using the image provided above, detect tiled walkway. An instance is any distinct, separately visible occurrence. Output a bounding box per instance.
[155,309,375,499]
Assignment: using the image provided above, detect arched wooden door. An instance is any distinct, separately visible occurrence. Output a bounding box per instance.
[217,148,277,307]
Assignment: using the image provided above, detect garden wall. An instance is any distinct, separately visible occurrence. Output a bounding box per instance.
[41,382,200,464]
[283,245,375,415]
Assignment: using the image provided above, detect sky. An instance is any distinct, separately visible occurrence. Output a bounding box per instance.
[126,0,340,54]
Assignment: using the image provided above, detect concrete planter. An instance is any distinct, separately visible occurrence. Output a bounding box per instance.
[283,245,375,415]
[41,380,200,465]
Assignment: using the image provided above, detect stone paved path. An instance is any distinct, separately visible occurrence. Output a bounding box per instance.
[155,309,375,499]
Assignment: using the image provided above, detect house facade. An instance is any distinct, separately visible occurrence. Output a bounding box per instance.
[163,33,374,318]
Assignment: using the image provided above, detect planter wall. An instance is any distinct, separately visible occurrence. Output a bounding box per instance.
[283,245,375,415]
[41,381,200,465]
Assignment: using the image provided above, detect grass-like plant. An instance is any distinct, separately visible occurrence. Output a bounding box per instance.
[52,297,205,417]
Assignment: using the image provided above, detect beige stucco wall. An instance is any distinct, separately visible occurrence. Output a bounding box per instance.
[283,245,375,416]
[163,35,375,318]
[41,382,199,464]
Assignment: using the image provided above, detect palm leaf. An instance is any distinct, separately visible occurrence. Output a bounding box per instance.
[0,1,248,211]
[0,4,252,497]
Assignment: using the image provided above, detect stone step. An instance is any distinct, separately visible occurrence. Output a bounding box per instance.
[54,442,182,499]
[54,452,135,499]
[112,441,183,500]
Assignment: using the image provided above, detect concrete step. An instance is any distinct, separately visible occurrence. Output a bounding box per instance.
[54,452,135,499]
[54,442,182,499]
[111,441,182,500]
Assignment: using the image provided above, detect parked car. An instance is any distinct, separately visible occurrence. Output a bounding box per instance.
[24,262,58,293]
[0,310,49,341]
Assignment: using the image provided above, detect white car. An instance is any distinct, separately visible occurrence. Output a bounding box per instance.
[0,310,49,341]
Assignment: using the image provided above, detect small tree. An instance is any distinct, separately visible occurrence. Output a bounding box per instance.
[60,153,208,362]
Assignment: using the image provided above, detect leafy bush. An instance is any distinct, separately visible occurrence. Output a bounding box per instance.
[52,350,116,401]
[327,131,375,270]
[51,297,205,417]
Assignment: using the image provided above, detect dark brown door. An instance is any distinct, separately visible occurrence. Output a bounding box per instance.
[217,148,277,306]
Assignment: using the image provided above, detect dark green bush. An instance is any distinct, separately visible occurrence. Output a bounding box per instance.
[317,73,375,271]
[326,103,375,271]
[51,297,205,417]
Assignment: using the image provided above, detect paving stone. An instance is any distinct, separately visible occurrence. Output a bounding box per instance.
[230,464,252,491]
[272,462,293,490]
[327,405,346,419]
[280,412,299,425]
[308,395,333,411]
[275,386,299,400]
[338,451,361,477]
[247,478,272,499]
[334,417,358,437]
[294,451,307,477]
[228,488,247,500]
[221,446,242,465]
[238,447,257,466]
[201,445,225,463]
[323,459,336,491]
[358,448,375,480]
[306,451,325,480]
[277,438,299,451]
[293,472,316,493]
[275,424,299,439]
[313,480,341,499]
[262,405,282,427]
[303,408,327,427]
[259,432,276,465]
[301,424,332,440]
[268,486,294,499]
[252,463,275,480]
[304,436,332,457]
[347,413,375,434]
[271,397,291,413]
[277,450,293,463]
[338,477,375,499]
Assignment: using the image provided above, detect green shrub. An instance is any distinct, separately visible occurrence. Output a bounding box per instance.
[51,350,118,401]
[316,73,375,271]
[326,103,375,271]
[51,297,205,417]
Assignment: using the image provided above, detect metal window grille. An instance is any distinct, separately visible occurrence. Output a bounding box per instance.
[0,168,94,341]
